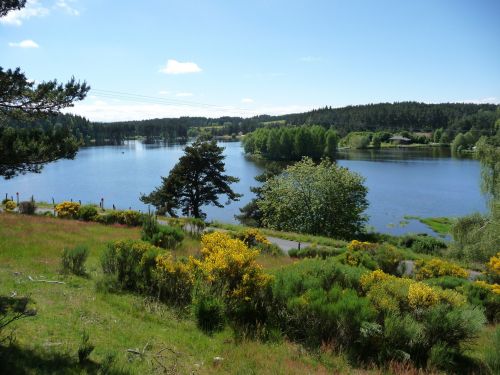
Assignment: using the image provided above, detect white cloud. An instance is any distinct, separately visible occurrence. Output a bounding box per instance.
[159,59,202,74]
[65,99,313,122]
[158,90,170,95]
[55,0,79,16]
[0,0,49,26]
[8,39,39,48]
[175,92,193,97]
[241,98,254,104]
[300,56,322,63]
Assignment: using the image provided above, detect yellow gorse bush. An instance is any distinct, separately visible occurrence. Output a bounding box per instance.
[155,253,193,283]
[55,201,81,218]
[415,258,469,280]
[240,228,270,246]
[474,280,500,295]
[190,232,272,301]
[347,240,377,252]
[361,269,465,312]
[4,200,16,211]
[487,252,500,277]
[408,283,439,309]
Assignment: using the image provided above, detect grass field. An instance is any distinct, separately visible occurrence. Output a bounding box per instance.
[0,213,349,374]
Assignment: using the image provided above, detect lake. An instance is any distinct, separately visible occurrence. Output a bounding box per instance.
[2,141,488,236]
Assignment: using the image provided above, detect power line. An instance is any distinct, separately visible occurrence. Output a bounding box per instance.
[90,88,255,114]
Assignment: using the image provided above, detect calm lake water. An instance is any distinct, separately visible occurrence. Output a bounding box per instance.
[2,141,488,236]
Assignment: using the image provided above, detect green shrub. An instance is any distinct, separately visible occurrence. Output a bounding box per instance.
[280,285,376,348]
[141,214,184,249]
[288,246,344,259]
[339,243,403,274]
[61,245,89,276]
[101,240,163,292]
[193,293,225,333]
[462,282,500,323]
[254,242,283,256]
[398,234,446,255]
[18,201,36,215]
[118,210,144,226]
[151,226,184,249]
[77,205,98,221]
[94,211,121,225]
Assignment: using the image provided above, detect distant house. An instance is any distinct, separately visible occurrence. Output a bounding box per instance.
[389,135,411,144]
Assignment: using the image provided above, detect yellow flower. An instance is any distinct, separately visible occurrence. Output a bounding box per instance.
[408,282,439,309]
[415,258,468,280]
[347,240,377,252]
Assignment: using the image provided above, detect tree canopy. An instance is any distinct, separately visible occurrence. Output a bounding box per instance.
[140,140,242,219]
[257,158,368,239]
[0,1,89,179]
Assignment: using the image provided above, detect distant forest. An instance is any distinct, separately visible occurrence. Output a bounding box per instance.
[4,102,498,145]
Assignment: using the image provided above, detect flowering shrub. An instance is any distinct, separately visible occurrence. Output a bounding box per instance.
[408,282,439,309]
[415,258,469,280]
[361,270,465,313]
[236,228,270,247]
[4,200,16,211]
[154,254,193,305]
[55,201,81,218]
[342,242,402,274]
[474,280,500,295]
[191,232,272,301]
[486,252,500,283]
[347,240,377,252]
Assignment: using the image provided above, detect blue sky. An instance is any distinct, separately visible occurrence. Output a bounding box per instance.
[1,0,499,121]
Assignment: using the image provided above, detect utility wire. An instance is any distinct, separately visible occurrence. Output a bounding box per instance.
[90,88,255,114]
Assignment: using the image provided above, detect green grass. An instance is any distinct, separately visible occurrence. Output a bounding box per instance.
[404,215,455,236]
[0,213,350,374]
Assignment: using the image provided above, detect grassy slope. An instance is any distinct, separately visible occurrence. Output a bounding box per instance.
[0,214,349,374]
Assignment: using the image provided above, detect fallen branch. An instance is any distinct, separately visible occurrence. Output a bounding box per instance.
[28,276,65,284]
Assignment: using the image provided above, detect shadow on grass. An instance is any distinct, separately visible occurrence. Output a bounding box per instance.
[0,344,130,375]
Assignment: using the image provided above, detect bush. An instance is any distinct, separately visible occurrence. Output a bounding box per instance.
[77,205,98,221]
[340,242,403,274]
[154,254,193,306]
[193,293,225,333]
[151,226,184,249]
[486,252,500,284]
[284,285,376,348]
[141,214,184,249]
[94,211,121,225]
[254,242,283,256]
[288,246,344,259]
[398,234,447,255]
[236,228,270,247]
[118,210,144,226]
[3,200,16,211]
[190,232,272,327]
[18,201,36,215]
[61,245,89,276]
[415,258,469,280]
[101,240,163,292]
[55,201,80,219]
[463,282,500,323]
